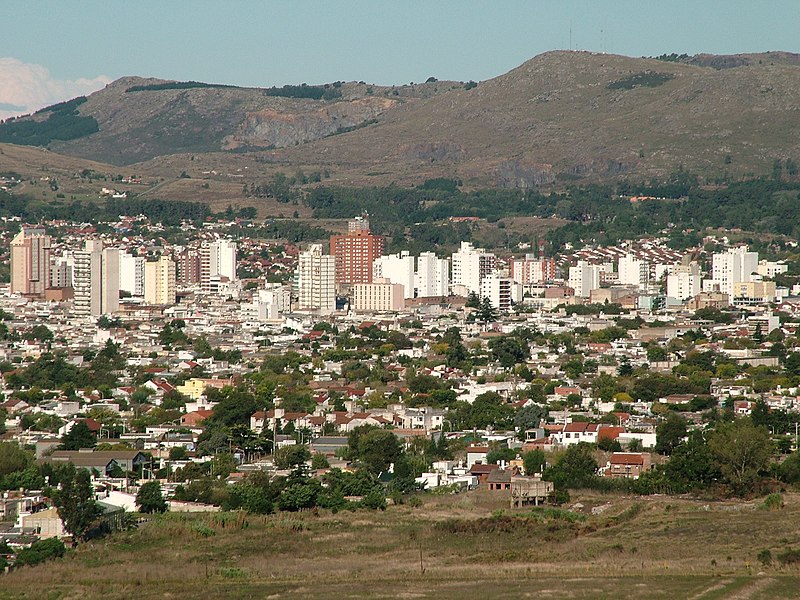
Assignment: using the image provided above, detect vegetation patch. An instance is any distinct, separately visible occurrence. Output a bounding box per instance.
[125,81,238,93]
[608,72,674,90]
[0,96,99,146]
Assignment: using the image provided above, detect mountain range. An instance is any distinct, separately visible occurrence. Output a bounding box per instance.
[2,50,800,189]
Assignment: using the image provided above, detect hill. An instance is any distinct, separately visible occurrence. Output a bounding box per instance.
[2,51,800,187]
[2,490,800,599]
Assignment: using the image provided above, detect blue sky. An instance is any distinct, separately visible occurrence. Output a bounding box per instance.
[1,1,799,117]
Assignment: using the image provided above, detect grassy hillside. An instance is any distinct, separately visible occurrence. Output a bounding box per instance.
[3,490,800,599]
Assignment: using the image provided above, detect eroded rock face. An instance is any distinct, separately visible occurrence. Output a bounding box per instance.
[226,97,398,149]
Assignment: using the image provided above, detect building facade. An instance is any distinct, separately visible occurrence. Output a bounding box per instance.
[10,227,51,296]
[330,218,385,285]
[297,244,336,312]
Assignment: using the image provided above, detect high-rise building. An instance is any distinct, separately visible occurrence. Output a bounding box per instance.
[297,244,335,313]
[351,278,405,312]
[10,227,51,296]
[510,254,556,285]
[568,261,601,298]
[200,239,237,292]
[72,239,119,317]
[415,252,450,298]
[51,254,74,289]
[480,272,523,311]
[144,255,176,305]
[177,248,201,285]
[330,217,385,285]
[705,246,759,296]
[451,242,496,295]
[666,263,701,302]
[373,251,415,299]
[618,254,649,290]
[119,252,145,296]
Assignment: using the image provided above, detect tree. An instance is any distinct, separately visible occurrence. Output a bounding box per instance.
[311,453,330,470]
[544,443,597,490]
[514,404,548,432]
[14,538,66,566]
[655,413,687,455]
[169,446,189,461]
[476,297,499,324]
[522,449,546,475]
[347,426,402,475]
[136,481,168,513]
[53,467,103,541]
[708,419,772,493]
[0,441,33,476]
[60,421,96,450]
[488,335,529,369]
[274,444,311,469]
[465,291,480,309]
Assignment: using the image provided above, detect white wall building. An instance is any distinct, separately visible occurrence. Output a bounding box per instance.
[704,246,758,296]
[73,239,119,317]
[758,260,788,278]
[414,252,450,298]
[618,254,649,290]
[372,251,415,299]
[510,255,556,285]
[201,239,237,292]
[119,252,145,296]
[451,242,496,296]
[243,284,291,321]
[568,261,601,298]
[480,272,522,311]
[297,244,335,313]
[666,263,701,302]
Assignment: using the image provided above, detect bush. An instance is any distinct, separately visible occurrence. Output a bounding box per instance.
[14,538,66,566]
[777,548,800,566]
[760,493,784,511]
[757,549,773,566]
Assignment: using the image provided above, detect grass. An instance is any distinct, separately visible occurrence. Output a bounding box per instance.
[2,491,800,599]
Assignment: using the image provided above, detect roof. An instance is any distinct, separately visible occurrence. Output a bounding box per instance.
[486,468,512,484]
[610,453,646,465]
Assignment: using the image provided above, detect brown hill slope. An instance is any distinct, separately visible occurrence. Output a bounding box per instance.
[4,51,800,187]
[267,50,800,186]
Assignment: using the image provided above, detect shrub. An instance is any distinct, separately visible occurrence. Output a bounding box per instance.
[777,548,800,566]
[757,549,773,566]
[760,493,784,511]
[14,538,66,566]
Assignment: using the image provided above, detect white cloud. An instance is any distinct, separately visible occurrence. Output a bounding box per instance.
[0,57,111,121]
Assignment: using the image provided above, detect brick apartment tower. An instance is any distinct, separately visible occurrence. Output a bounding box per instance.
[10,227,51,297]
[329,216,385,285]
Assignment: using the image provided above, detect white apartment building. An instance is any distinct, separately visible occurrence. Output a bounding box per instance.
[201,239,237,292]
[73,239,119,317]
[243,284,291,321]
[704,246,758,296]
[480,272,522,311]
[568,261,601,298]
[119,252,145,296]
[415,252,450,298]
[451,242,496,296]
[666,263,701,302]
[144,255,176,305]
[757,260,788,278]
[297,244,335,313]
[372,251,415,299]
[351,278,405,312]
[617,254,649,290]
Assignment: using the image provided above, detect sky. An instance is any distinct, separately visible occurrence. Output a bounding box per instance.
[1,0,799,119]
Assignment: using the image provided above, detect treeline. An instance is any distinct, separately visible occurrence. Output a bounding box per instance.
[264,83,343,101]
[0,96,98,146]
[125,81,238,93]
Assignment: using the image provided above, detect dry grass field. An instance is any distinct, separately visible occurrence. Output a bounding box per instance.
[3,490,800,599]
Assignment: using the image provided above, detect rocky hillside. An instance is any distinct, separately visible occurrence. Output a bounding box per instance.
[3,51,800,186]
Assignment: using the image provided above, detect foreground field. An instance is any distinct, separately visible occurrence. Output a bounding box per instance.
[3,490,800,599]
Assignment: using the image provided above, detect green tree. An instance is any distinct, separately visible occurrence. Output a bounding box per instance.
[136,481,168,513]
[274,444,311,469]
[53,467,103,541]
[514,404,548,431]
[60,421,96,450]
[488,335,529,369]
[708,419,772,493]
[476,297,499,324]
[522,449,546,475]
[14,538,66,566]
[655,413,688,455]
[0,441,33,476]
[347,426,402,475]
[544,443,597,490]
